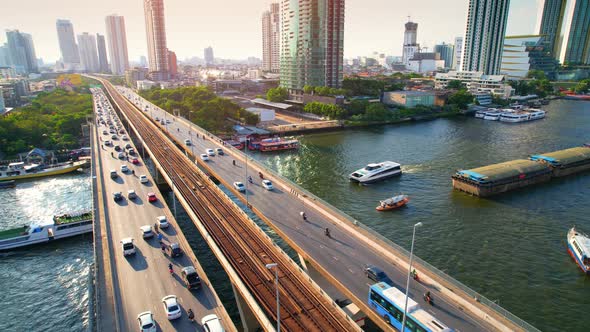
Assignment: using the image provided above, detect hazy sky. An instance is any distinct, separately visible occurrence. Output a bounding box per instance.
[0,0,539,63]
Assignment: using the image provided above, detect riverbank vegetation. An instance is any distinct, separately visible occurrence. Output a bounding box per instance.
[140,86,258,134]
[0,89,93,156]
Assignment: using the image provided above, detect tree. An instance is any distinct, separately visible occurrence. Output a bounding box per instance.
[447,90,474,109]
[527,69,547,80]
[364,103,392,121]
[303,85,314,94]
[447,80,465,90]
[266,87,289,102]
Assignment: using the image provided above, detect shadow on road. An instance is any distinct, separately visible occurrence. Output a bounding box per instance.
[127,247,148,271]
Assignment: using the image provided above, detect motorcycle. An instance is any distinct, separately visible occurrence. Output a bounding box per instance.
[423,292,433,305]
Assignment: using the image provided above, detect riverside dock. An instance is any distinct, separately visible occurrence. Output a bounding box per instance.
[453,145,590,197]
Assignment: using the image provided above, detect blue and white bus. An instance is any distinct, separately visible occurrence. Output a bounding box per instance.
[368,282,453,332]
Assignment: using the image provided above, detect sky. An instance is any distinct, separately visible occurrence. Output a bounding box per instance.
[0,0,540,63]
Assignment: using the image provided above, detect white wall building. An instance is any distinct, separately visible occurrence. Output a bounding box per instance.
[435,71,513,98]
[105,15,130,75]
[453,36,463,70]
[261,2,280,73]
[137,80,158,90]
[500,35,543,80]
[56,19,81,70]
[245,107,275,122]
[407,53,445,73]
[402,20,420,65]
[77,33,99,72]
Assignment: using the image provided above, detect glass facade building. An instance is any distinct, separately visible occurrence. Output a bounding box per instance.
[563,0,590,64]
[434,43,455,68]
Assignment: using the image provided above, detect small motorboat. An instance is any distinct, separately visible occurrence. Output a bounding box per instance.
[376,194,409,211]
[567,226,590,274]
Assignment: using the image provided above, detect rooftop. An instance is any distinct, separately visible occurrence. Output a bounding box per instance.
[251,98,292,110]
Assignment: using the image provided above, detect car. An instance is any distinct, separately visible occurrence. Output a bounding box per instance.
[110,169,118,179]
[201,314,224,332]
[157,215,169,229]
[184,139,191,146]
[113,192,123,202]
[160,120,166,125]
[140,225,154,239]
[166,119,171,124]
[121,238,136,256]
[139,175,149,183]
[181,266,202,290]
[102,130,108,135]
[130,157,140,165]
[167,242,183,257]
[365,265,387,282]
[233,182,245,192]
[155,117,159,121]
[128,148,136,156]
[206,148,215,156]
[262,179,273,190]
[111,134,118,140]
[120,165,129,173]
[127,189,137,199]
[122,135,129,141]
[200,154,209,161]
[137,311,156,332]
[161,295,182,320]
[114,145,121,152]
[125,143,132,149]
[104,140,111,146]
[118,152,125,159]
[147,192,157,202]
[119,129,125,134]
[109,129,116,134]
[215,148,224,155]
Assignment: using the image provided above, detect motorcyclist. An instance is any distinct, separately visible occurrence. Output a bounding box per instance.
[325,228,331,237]
[248,176,253,183]
[168,263,173,273]
[232,160,236,166]
[188,308,195,321]
[300,211,307,221]
[424,291,432,303]
[157,233,163,243]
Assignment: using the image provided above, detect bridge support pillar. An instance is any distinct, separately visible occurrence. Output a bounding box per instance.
[231,283,262,332]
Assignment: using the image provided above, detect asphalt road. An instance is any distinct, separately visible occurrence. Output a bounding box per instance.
[118,87,494,332]
[94,90,231,332]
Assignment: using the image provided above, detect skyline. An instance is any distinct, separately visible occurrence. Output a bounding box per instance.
[0,0,538,63]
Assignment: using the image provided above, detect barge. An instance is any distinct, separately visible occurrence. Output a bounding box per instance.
[530,147,590,177]
[0,160,87,181]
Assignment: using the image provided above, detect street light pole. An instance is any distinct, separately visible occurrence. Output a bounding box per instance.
[265,263,280,332]
[401,222,423,332]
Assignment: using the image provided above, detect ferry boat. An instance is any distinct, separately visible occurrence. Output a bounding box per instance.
[482,109,503,121]
[259,137,299,152]
[349,161,402,184]
[376,195,409,211]
[0,211,93,251]
[499,110,546,123]
[0,180,15,189]
[567,227,590,274]
[0,160,87,181]
[474,110,487,119]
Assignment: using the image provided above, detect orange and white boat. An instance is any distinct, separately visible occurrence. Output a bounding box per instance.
[376,194,409,211]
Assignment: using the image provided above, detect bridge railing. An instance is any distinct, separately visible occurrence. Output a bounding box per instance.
[120,87,541,332]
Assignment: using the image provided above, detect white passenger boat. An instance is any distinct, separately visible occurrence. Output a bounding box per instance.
[567,227,590,274]
[474,110,487,119]
[499,110,546,123]
[528,109,546,120]
[0,160,87,181]
[349,161,402,184]
[0,211,93,251]
[483,110,503,121]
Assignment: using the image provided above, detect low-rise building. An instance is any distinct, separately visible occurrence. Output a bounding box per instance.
[435,71,513,98]
[500,35,558,80]
[0,88,5,114]
[382,90,435,107]
[136,80,158,90]
[125,67,148,88]
[0,78,30,107]
[245,107,275,122]
[407,52,445,73]
[474,93,493,106]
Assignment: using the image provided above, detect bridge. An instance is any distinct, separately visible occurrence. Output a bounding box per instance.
[91,79,360,331]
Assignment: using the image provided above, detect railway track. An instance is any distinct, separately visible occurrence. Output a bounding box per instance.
[99,81,357,332]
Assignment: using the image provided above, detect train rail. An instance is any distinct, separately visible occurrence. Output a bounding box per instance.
[98,81,357,332]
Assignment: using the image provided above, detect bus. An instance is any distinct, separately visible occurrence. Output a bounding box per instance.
[368,282,453,332]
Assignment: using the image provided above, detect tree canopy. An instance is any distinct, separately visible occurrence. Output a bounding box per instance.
[303,102,346,119]
[266,87,289,102]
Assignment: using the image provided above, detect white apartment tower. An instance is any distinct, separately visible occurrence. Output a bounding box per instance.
[105,15,130,75]
[144,0,169,80]
[262,3,280,73]
[453,36,463,70]
[77,32,99,72]
[402,20,420,65]
[56,19,80,69]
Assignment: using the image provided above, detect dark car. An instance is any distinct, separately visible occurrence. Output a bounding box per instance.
[113,192,123,202]
[125,143,132,149]
[128,148,136,156]
[114,145,121,152]
[365,265,387,282]
[168,243,183,257]
[181,266,201,290]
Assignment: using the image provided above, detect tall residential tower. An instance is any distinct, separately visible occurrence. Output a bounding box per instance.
[56,19,80,70]
[536,0,567,59]
[96,34,109,73]
[105,15,130,75]
[204,47,214,67]
[402,20,419,65]
[77,32,99,72]
[5,30,38,74]
[280,0,345,91]
[144,0,169,80]
[562,0,590,64]
[262,3,280,73]
[461,0,510,74]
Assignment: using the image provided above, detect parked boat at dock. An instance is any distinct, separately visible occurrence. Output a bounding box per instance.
[376,195,409,211]
[259,137,299,152]
[482,109,503,121]
[0,180,15,189]
[0,160,87,181]
[0,211,93,251]
[349,161,402,184]
[499,110,546,123]
[567,227,590,274]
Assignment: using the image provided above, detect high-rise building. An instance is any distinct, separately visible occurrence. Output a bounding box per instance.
[0,45,10,67]
[56,19,81,69]
[204,47,214,67]
[461,0,510,74]
[143,0,169,80]
[262,2,280,73]
[139,56,147,67]
[280,0,345,91]
[501,35,559,80]
[5,30,39,74]
[0,88,5,113]
[562,0,590,65]
[402,20,420,65]
[77,33,99,72]
[105,15,130,75]
[168,50,177,78]
[434,43,455,68]
[453,36,463,70]
[536,0,567,59]
[96,34,109,73]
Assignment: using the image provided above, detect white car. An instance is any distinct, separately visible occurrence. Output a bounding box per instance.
[206,148,215,156]
[121,238,136,256]
[233,181,245,192]
[200,154,209,161]
[262,179,274,190]
[127,189,137,199]
[137,311,156,332]
[122,135,129,141]
[157,215,169,229]
[120,165,129,173]
[161,295,182,320]
[201,314,224,332]
[139,175,149,183]
[140,225,154,239]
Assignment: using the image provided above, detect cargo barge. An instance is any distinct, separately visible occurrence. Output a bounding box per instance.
[452,145,590,197]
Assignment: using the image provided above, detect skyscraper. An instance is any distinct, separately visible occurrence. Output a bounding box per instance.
[453,36,463,70]
[96,34,109,73]
[280,0,345,91]
[461,0,510,74]
[262,2,280,73]
[56,19,80,69]
[77,32,99,72]
[105,15,130,75]
[402,20,420,65]
[168,50,177,78]
[536,0,567,59]
[434,43,454,68]
[562,0,590,64]
[204,47,214,67]
[5,30,38,74]
[143,0,169,80]
[0,45,10,67]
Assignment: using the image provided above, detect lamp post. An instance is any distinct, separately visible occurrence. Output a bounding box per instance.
[401,222,423,332]
[265,263,280,332]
